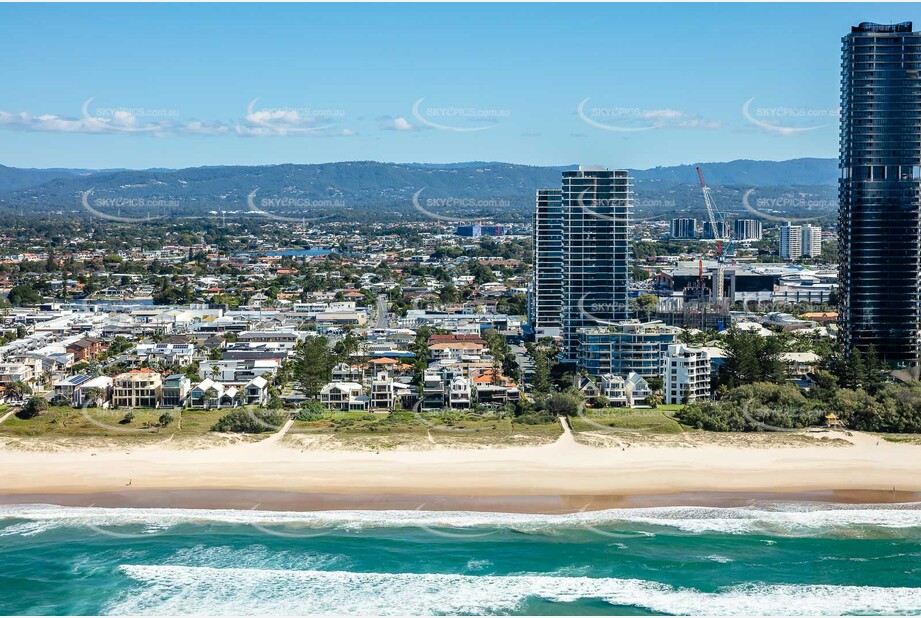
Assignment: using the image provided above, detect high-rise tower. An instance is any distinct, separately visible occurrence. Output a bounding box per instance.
[839,22,921,367]
[560,166,631,361]
[530,188,563,339]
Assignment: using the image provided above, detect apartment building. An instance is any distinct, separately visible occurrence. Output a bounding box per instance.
[112,369,163,408]
[576,321,679,377]
[530,188,563,339]
[664,344,711,405]
[560,166,632,361]
[670,218,697,239]
[780,222,822,260]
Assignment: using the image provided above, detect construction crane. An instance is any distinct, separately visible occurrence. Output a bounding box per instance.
[695,166,734,262]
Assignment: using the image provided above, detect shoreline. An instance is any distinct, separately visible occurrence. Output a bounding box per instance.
[1,488,919,514]
[2,428,921,511]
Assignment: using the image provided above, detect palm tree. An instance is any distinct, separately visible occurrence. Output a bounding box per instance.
[83,386,104,408]
[4,380,30,402]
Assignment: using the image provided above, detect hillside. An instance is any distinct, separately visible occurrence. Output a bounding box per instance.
[0,158,838,222]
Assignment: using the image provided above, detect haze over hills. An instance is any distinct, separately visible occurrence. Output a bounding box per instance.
[0,158,838,222]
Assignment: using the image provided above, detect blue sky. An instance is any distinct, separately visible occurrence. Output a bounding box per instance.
[0,3,915,170]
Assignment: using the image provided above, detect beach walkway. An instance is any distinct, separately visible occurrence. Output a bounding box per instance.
[557,416,575,446]
[262,417,296,444]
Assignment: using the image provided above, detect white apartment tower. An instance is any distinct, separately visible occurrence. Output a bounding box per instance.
[779,222,803,260]
[530,188,563,339]
[780,222,822,260]
[802,224,823,257]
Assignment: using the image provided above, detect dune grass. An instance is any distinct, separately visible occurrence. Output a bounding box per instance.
[570,407,685,434]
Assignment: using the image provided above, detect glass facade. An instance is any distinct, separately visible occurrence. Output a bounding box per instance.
[530,188,563,339]
[561,167,632,361]
[576,322,679,378]
[839,22,921,367]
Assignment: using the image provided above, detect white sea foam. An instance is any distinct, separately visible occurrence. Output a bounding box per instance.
[2,502,921,537]
[108,565,921,616]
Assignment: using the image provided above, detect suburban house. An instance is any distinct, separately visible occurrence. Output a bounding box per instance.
[428,340,487,363]
[0,363,35,387]
[599,372,652,407]
[319,381,369,411]
[66,337,107,361]
[242,376,270,406]
[161,374,192,407]
[135,342,197,367]
[189,378,241,409]
[53,374,113,407]
[332,362,365,384]
[369,372,413,411]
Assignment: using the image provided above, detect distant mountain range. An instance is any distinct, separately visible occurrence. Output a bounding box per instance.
[0,158,839,222]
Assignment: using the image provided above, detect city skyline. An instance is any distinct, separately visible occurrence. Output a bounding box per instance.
[0,3,914,170]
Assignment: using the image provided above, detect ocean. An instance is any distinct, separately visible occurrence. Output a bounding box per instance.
[1,502,921,615]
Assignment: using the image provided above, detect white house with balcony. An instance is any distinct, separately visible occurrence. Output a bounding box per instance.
[319,381,369,411]
[369,372,413,411]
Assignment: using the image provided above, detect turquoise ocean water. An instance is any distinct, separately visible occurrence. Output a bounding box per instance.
[1,502,921,615]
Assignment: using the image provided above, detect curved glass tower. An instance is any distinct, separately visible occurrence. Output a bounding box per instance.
[839,22,921,368]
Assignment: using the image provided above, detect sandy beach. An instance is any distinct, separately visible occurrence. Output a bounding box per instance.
[2,424,921,509]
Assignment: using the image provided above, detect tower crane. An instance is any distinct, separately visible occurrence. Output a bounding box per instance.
[695,166,735,304]
[695,166,734,262]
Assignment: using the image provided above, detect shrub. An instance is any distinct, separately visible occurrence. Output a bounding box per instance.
[540,391,582,417]
[512,412,556,425]
[676,401,747,432]
[211,409,285,433]
[16,396,48,420]
[120,412,135,425]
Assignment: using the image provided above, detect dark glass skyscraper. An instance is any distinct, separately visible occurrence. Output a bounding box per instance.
[560,167,631,361]
[839,22,921,368]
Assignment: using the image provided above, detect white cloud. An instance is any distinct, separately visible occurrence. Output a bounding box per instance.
[640,108,724,129]
[392,117,413,131]
[0,100,351,138]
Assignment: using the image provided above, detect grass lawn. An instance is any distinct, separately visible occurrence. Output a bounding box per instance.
[0,405,563,447]
[570,407,684,434]
[290,410,562,441]
[0,405,234,438]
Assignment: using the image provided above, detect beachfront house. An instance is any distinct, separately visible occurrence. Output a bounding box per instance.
[189,378,241,409]
[161,374,192,408]
[242,376,270,406]
[319,381,369,411]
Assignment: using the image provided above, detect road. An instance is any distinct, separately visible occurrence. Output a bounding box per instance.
[374,294,390,329]
[510,342,535,392]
